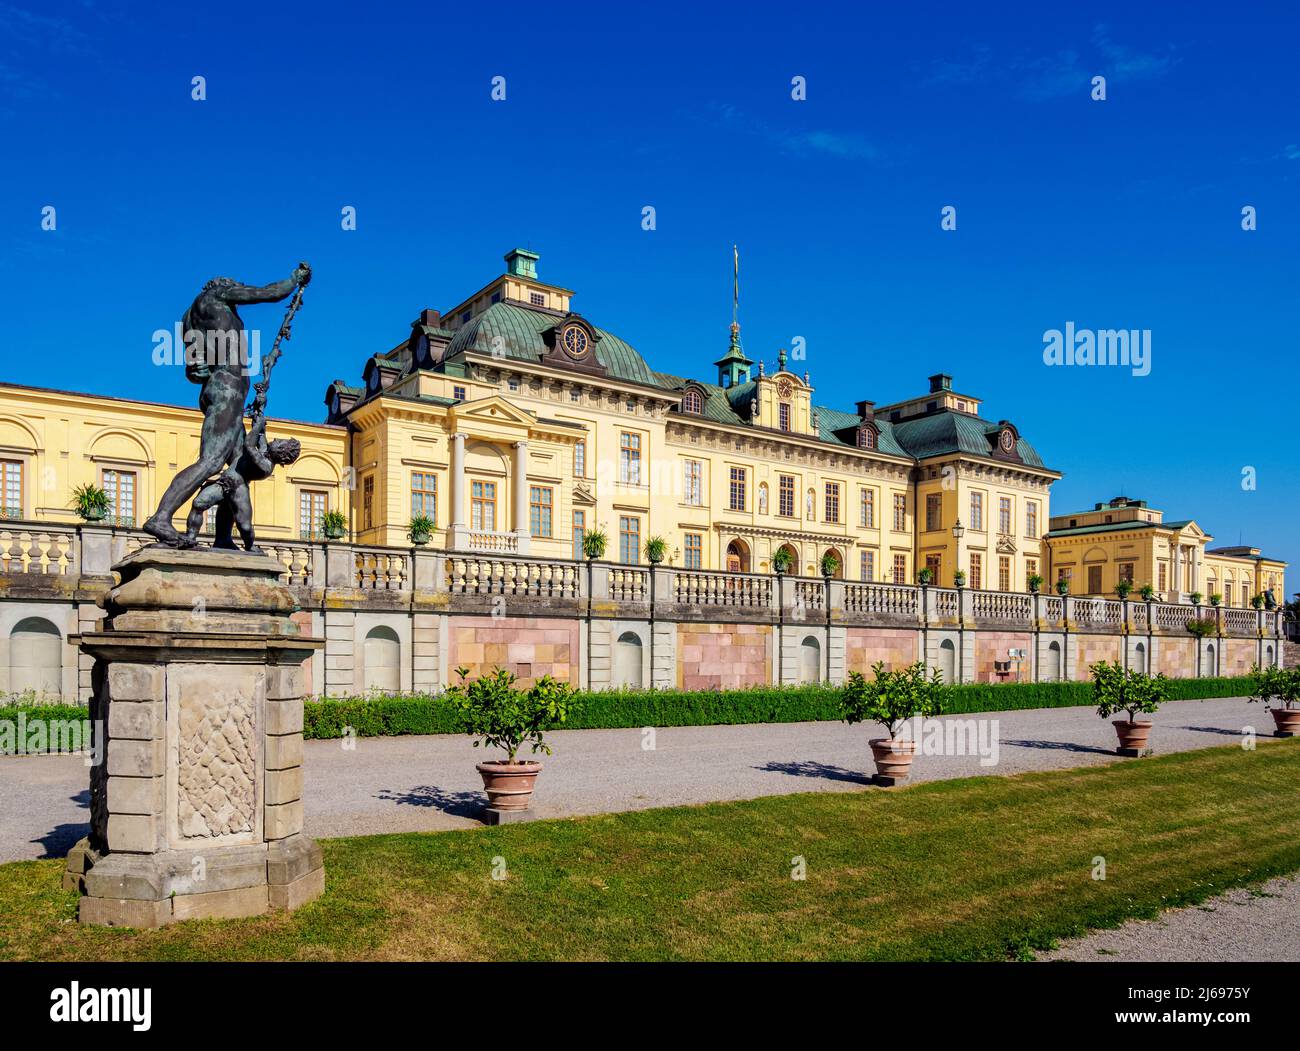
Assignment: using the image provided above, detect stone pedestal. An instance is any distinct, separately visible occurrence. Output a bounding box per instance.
[64,546,325,927]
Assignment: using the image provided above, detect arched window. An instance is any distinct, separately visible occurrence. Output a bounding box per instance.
[9,616,61,697]
[363,626,401,693]
[823,547,845,579]
[1134,641,1147,673]
[614,631,643,689]
[1045,640,1062,682]
[799,636,821,684]
[681,390,702,414]
[726,539,750,573]
[858,427,875,449]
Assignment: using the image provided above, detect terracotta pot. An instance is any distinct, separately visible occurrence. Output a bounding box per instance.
[476,760,542,811]
[1270,708,1300,738]
[1112,719,1153,755]
[869,738,917,782]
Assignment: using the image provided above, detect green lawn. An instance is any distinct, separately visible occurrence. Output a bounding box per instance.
[2,740,1298,961]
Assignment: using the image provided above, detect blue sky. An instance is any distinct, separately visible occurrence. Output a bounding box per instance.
[2,1,1297,578]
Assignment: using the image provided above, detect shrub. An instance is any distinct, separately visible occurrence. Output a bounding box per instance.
[1186,617,1217,639]
[1249,664,1300,711]
[446,666,576,763]
[840,660,944,738]
[1091,661,1169,723]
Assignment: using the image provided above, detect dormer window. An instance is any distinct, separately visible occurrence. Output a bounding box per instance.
[460,309,472,324]
[681,389,702,414]
[858,427,875,449]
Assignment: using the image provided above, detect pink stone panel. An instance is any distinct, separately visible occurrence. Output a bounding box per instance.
[448,616,578,687]
[973,631,1033,684]
[845,628,917,674]
[676,623,771,690]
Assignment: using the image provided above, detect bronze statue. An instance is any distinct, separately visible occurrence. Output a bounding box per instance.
[142,262,311,549]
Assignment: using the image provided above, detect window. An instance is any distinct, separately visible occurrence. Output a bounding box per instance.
[507,377,519,392]
[999,497,1012,535]
[1088,565,1103,593]
[892,493,906,531]
[529,291,545,306]
[861,550,876,581]
[570,389,581,403]
[892,554,907,584]
[102,469,136,526]
[619,515,640,564]
[1158,562,1167,592]
[411,471,437,524]
[999,555,1011,592]
[860,488,875,528]
[925,493,942,532]
[0,459,22,518]
[1026,500,1038,538]
[969,552,983,590]
[729,467,746,511]
[970,492,984,531]
[779,403,791,432]
[1118,562,1135,585]
[625,401,635,413]
[1058,566,1072,585]
[471,480,496,531]
[574,439,586,479]
[1243,583,1251,606]
[682,389,702,414]
[684,532,702,569]
[452,385,466,402]
[572,510,585,560]
[529,486,552,537]
[362,474,374,531]
[684,460,703,505]
[858,428,875,449]
[299,489,327,538]
[619,432,641,484]
[926,553,942,580]
[779,475,795,518]
[460,309,472,324]
[824,482,840,524]
[490,291,501,305]
[1026,557,1038,581]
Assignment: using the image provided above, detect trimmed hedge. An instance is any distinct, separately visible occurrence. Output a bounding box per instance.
[302,675,1257,740]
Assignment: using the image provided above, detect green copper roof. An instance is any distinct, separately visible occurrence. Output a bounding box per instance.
[1044,521,1161,539]
[891,410,1048,469]
[445,302,658,387]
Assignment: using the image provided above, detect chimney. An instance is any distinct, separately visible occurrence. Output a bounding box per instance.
[928,373,953,394]
[418,308,441,328]
[855,399,875,420]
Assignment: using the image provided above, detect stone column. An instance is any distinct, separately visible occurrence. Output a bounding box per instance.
[512,440,530,555]
[449,432,468,550]
[64,547,325,927]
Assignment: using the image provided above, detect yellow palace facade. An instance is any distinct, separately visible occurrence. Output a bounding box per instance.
[0,247,1282,607]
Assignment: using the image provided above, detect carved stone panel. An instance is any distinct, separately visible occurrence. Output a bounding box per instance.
[167,663,264,847]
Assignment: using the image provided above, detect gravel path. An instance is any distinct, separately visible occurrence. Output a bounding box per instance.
[1038,875,1300,962]
[0,696,1275,860]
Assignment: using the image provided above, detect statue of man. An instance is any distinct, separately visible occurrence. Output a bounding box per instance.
[142,263,310,545]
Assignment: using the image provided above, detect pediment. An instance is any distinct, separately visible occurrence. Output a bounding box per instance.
[450,396,536,428]
[573,482,597,506]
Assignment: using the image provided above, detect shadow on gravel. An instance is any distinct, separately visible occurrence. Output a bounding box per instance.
[1178,726,1245,737]
[755,760,873,785]
[31,791,90,858]
[376,785,483,818]
[1003,739,1116,757]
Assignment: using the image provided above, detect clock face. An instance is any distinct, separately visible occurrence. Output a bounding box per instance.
[777,378,794,399]
[999,428,1015,452]
[562,325,588,357]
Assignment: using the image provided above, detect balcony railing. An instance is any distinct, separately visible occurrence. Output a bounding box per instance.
[0,517,1282,639]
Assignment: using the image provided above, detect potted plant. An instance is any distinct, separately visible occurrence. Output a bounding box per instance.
[1248,664,1300,737]
[819,551,841,579]
[953,569,967,589]
[320,509,347,540]
[840,660,944,784]
[917,566,934,586]
[1190,590,1203,606]
[1114,580,1133,600]
[1027,573,1044,594]
[71,483,110,523]
[644,535,668,565]
[1209,593,1222,607]
[582,527,608,561]
[447,666,576,813]
[406,513,434,545]
[1139,583,1155,601]
[771,546,794,575]
[1251,594,1265,610]
[1055,577,1069,596]
[1091,660,1168,756]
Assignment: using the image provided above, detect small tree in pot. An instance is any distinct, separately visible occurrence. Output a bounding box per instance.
[1055,577,1070,596]
[1251,593,1265,610]
[840,660,944,785]
[1114,580,1133,600]
[1190,590,1203,606]
[1027,573,1044,594]
[917,566,934,586]
[448,666,576,814]
[406,513,434,545]
[820,551,840,579]
[320,509,347,540]
[771,546,794,575]
[644,535,668,564]
[1248,664,1300,737]
[1209,592,1223,607]
[582,528,608,561]
[1091,660,1169,756]
[953,569,967,589]
[1139,583,1155,601]
[71,483,110,523]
